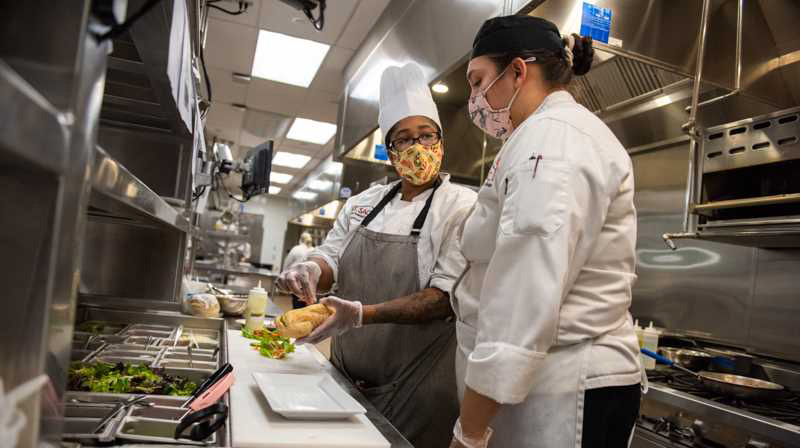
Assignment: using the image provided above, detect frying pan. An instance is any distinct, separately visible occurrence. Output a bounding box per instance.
[658,347,713,371]
[641,349,785,401]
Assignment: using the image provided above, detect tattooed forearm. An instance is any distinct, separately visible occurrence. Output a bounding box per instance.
[362,287,453,325]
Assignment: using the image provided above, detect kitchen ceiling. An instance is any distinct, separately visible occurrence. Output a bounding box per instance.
[203,0,391,197]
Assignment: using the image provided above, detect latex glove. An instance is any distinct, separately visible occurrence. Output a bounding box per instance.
[449,418,493,448]
[296,296,362,345]
[276,261,322,304]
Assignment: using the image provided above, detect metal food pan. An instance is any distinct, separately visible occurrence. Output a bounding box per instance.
[95,355,156,365]
[166,346,216,355]
[125,336,166,346]
[159,359,217,370]
[173,338,218,350]
[130,405,188,420]
[127,323,176,332]
[65,403,118,419]
[162,352,216,362]
[187,328,219,337]
[74,321,128,335]
[71,349,94,362]
[125,329,174,338]
[61,416,117,444]
[116,417,215,445]
[105,343,162,353]
[66,391,186,407]
[162,366,215,384]
[71,341,104,352]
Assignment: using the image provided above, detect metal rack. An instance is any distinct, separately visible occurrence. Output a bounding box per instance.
[90,146,192,232]
[0,1,207,445]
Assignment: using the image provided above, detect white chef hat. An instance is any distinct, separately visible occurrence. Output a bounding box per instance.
[378,62,442,146]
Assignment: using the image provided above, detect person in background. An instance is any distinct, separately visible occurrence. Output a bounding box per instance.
[277,62,476,447]
[449,15,642,448]
[282,232,314,309]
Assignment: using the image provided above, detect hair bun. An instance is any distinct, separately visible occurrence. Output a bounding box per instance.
[571,34,594,76]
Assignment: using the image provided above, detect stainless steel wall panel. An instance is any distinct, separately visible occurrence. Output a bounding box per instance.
[748,249,800,361]
[80,219,183,301]
[629,141,800,362]
[630,145,757,346]
[97,127,189,199]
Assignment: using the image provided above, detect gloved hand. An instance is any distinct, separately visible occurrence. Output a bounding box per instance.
[449,418,493,448]
[296,296,362,345]
[276,261,322,305]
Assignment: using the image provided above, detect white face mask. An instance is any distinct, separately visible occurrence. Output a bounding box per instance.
[467,57,536,140]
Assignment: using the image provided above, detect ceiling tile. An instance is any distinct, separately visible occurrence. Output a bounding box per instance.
[206,103,245,142]
[207,0,261,27]
[205,18,258,73]
[336,0,391,50]
[324,46,355,72]
[299,90,339,123]
[258,0,359,45]
[207,67,248,104]
[279,139,323,156]
[308,66,344,95]
[245,78,308,115]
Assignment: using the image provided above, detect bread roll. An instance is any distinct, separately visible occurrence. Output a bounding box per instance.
[276,303,333,338]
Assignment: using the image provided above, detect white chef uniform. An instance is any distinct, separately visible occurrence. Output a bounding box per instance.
[310,172,476,293]
[453,90,641,447]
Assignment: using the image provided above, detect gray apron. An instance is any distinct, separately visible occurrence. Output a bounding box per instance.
[332,180,459,448]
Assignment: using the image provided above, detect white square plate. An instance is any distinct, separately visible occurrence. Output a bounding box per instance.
[252,372,367,419]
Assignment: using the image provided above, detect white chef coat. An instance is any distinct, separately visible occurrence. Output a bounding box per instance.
[283,243,313,271]
[454,91,641,406]
[310,173,477,294]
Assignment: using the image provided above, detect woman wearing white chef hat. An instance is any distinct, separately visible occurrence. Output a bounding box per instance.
[449,15,643,448]
[277,62,476,447]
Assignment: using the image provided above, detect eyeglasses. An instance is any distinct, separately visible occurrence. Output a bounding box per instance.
[388,132,441,152]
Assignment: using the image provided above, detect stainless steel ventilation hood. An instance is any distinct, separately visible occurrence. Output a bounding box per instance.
[337,1,800,216]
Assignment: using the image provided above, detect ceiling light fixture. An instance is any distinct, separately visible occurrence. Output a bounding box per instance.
[287,118,337,145]
[251,30,330,88]
[272,152,311,169]
[293,191,318,200]
[268,186,282,195]
[270,172,294,184]
[324,162,343,176]
[308,179,333,191]
[431,82,449,94]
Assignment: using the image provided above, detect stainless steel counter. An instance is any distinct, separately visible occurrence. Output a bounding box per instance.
[225,318,412,448]
[193,264,278,279]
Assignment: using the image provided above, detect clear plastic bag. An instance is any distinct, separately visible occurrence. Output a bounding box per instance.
[185,293,220,318]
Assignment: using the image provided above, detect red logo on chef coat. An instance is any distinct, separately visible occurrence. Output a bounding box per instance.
[353,206,373,220]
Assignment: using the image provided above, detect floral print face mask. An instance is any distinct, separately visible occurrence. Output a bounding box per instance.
[391,141,443,186]
[468,57,536,140]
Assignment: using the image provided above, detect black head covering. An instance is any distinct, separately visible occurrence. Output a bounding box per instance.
[471,15,563,59]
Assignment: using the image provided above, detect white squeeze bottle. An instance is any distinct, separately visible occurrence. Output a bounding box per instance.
[642,321,660,370]
[245,281,268,331]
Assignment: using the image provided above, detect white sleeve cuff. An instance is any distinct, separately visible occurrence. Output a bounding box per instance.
[308,249,339,285]
[464,342,546,404]
[429,275,456,296]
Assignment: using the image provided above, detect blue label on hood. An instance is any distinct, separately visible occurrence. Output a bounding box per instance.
[374,144,389,161]
[580,2,612,44]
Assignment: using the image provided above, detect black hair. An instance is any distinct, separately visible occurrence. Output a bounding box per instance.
[487,33,594,88]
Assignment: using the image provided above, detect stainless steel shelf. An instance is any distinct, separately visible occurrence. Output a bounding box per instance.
[0,59,68,173]
[89,146,191,232]
[201,230,252,241]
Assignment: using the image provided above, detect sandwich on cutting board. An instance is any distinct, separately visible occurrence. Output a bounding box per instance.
[276,304,334,338]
